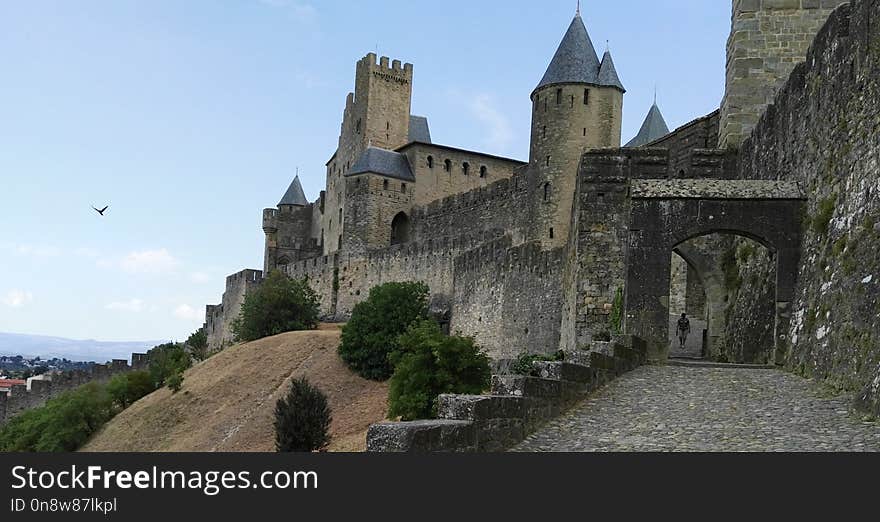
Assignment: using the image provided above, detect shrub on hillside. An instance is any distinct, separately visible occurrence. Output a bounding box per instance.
[186,327,210,361]
[274,378,332,452]
[148,343,192,393]
[232,271,320,343]
[0,382,115,452]
[339,282,430,381]
[388,320,491,421]
[106,370,156,409]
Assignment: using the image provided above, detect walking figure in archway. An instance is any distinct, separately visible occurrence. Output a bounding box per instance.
[676,313,691,349]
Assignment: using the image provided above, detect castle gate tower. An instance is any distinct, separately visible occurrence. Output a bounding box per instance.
[530,12,624,249]
[719,0,849,149]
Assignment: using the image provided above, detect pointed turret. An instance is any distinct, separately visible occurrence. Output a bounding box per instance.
[278,175,308,207]
[625,103,670,147]
[535,13,601,93]
[598,50,625,92]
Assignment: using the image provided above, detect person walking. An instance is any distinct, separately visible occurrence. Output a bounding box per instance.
[676,313,691,349]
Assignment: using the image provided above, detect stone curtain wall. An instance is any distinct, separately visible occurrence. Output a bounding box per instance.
[451,241,566,360]
[205,269,263,351]
[0,359,139,426]
[647,110,723,177]
[736,1,880,415]
[719,0,849,149]
[410,174,531,245]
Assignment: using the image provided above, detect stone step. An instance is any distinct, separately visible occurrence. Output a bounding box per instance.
[437,394,525,421]
[366,420,476,453]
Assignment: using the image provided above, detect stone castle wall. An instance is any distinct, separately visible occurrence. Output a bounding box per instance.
[732,1,880,414]
[451,239,566,359]
[205,269,264,350]
[0,357,144,426]
[719,0,849,149]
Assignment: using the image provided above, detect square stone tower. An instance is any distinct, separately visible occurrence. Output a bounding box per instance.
[719,0,849,149]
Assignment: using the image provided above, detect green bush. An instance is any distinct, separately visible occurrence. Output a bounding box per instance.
[510,351,565,376]
[106,371,156,409]
[339,282,430,381]
[388,320,491,421]
[148,343,192,392]
[186,327,210,361]
[232,271,320,343]
[274,378,332,452]
[0,382,115,452]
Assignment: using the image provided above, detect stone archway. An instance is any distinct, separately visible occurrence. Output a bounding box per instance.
[623,180,805,362]
[391,212,411,246]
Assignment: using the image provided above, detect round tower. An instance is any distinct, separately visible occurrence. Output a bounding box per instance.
[529,12,624,249]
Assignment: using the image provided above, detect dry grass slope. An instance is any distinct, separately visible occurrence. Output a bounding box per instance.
[81,325,388,452]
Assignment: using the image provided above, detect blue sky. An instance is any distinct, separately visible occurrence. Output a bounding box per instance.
[0,0,728,343]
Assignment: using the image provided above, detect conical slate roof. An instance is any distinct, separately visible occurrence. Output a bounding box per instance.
[535,14,602,91]
[278,175,309,206]
[597,50,625,92]
[625,103,670,147]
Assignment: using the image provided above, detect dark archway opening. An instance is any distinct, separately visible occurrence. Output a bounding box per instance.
[391,212,411,246]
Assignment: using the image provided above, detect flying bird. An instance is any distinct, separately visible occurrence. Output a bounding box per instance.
[92,205,109,216]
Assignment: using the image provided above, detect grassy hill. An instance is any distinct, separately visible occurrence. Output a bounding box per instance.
[81,324,388,452]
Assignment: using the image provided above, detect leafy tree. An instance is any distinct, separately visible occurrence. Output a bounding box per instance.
[231,271,320,343]
[274,378,332,452]
[148,343,192,393]
[106,371,156,409]
[339,282,430,381]
[186,327,210,361]
[388,320,491,421]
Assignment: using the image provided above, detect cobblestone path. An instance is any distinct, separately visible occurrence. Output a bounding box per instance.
[513,365,880,452]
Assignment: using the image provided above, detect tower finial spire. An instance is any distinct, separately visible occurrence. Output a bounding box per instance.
[654,84,658,105]
[576,0,581,15]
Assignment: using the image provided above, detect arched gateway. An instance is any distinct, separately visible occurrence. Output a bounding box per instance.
[624,179,806,361]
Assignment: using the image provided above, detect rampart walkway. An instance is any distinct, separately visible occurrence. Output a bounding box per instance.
[512,365,880,452]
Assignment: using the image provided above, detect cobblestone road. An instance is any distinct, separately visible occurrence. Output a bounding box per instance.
[513,365,880,452]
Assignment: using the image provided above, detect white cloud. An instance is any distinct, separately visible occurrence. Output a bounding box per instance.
[174,304,203,322]
[3,290,34,308]
[190,272,212,284]
[111,249,179,274]
[468,94,514,153]
[2,243,62,259]
[106,299,145,313]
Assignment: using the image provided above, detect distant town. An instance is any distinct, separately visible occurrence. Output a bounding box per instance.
[0,355,96,380]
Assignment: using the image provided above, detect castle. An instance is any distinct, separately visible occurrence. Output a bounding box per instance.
[206,1,880,416]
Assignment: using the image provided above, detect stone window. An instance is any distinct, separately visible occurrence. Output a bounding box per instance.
[444,159,452,172]
[546,156,551,167]
[339,208,342,222]
[356,119,362,134]
[391,212,411,246]
[584,89,590,105]
[544,183,551,202]
[383,179,389,190]
[570,95,574,108]
[386,121,390,130]
[542,126,547,139]
[401,183,407,193]
[556,88,562,105]
[427,156,434,169]
[549,228,555,240]
[583,128,587,137]
[480,166,487,178]
[462,162,470,176]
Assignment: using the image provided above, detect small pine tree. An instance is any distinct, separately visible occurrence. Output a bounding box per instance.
[274,378,332,452]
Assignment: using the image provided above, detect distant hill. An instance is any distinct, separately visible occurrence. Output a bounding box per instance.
[82,325,389,452]
[0,333,167,363]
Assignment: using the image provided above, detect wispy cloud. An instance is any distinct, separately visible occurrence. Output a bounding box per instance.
[3,290,34,308]
[468,94,514,153]
[1,243,62,259]
[106,299,145,313]
[190,271,212,284]
[99,248,180,275]
[174,304,203,322]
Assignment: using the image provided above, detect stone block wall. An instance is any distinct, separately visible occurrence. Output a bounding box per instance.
[205,269,264,351]
[0,358,136,426]
[734,0,880,415]
[719,0,850,149]
[451,240,566,359]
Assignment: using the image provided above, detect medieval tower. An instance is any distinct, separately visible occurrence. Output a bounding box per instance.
[529,12,624,249]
